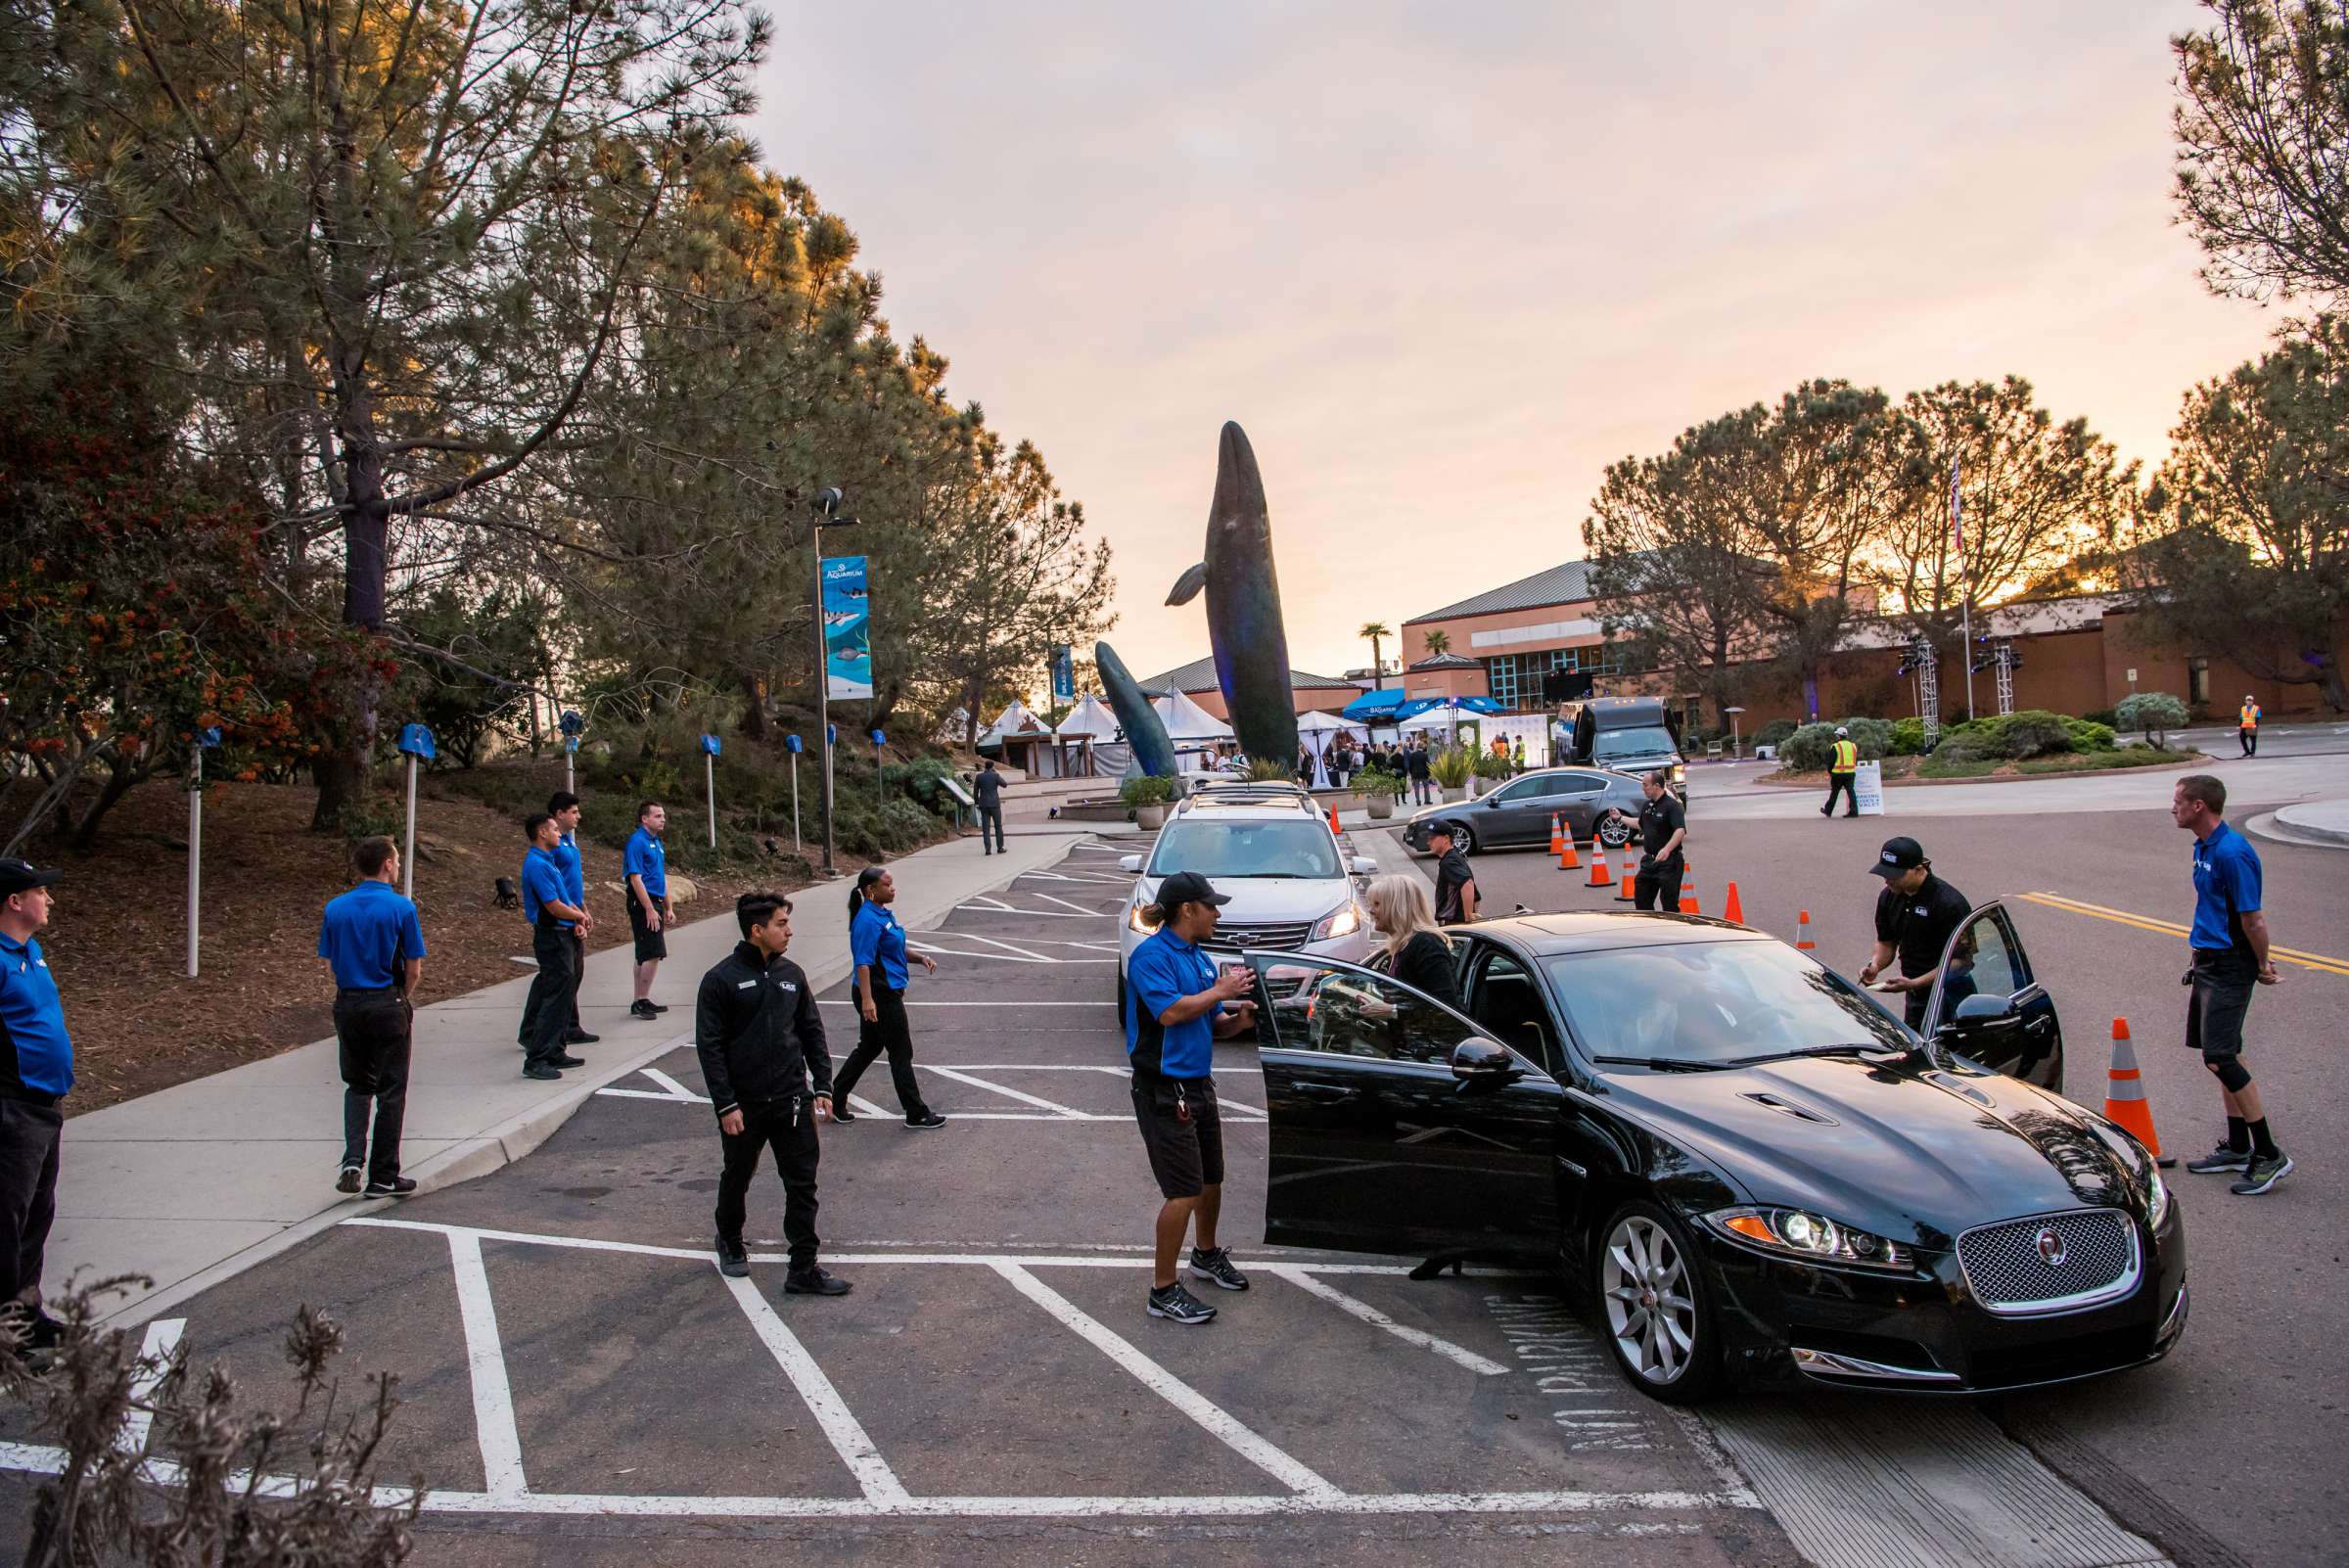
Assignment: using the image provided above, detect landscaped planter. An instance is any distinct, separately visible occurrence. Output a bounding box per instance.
[1365,795,1394,820]
[1440,785,1466,803]
[1135,804,1167,830]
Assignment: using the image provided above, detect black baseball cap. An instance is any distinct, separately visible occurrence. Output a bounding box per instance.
[1427,819,1463,840]
[1154,870,1231,909]
[0,858,63,898]
[1869,837,1925,878]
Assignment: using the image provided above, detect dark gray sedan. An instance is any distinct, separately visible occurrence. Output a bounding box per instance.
[1400,766,1651,854]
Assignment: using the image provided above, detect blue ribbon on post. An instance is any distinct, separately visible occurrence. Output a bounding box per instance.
[194,726,223,749]
[558,710,584,737]
[784,734,804,754]
[869,728,886,746]
[700,734,721,757]
[396,723,437,761]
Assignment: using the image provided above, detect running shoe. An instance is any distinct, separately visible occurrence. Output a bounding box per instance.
[363,1176,418,1198]
[715,1237,750,1278]
[2185,1143,2251,1175]
[1187,1246,1251,1291]
[337,1166,364,1195]
[905,1112,948,1130]
[1147,1282,1217,1324]
[784,1267,852,1297]
[2230,1152,2294,1196]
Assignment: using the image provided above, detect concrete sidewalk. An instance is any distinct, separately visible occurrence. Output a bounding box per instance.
[51,828,1089,1327]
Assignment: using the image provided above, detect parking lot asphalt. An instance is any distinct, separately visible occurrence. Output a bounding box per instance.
[0,841,1802,1568]
[1381,785,2348,1568]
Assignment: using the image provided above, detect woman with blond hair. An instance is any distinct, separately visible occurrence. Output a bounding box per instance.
[1362,874,1458,1006]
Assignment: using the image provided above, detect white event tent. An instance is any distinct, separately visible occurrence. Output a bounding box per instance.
[1051,695,1128,778]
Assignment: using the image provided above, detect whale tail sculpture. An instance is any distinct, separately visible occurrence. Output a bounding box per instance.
[1094,640,1178,783]
[1167,423,1300,770]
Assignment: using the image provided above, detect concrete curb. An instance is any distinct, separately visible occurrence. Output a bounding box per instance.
[2245,808,2349,852]
[93,830,1087,1328]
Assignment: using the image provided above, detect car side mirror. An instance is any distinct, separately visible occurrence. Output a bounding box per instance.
[1351,856,1379,875]
[1119,854,1143,873]
[1945,992,2020,1035]
[1451,1038,1523,1085]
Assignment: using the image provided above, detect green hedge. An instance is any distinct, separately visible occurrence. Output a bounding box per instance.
[1782,716,1892,771]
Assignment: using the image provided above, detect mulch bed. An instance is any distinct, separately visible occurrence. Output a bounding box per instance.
[32,776,795,1116]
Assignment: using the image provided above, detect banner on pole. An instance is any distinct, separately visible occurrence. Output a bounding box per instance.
[1049,644,1075,703]
[822,555,873,700]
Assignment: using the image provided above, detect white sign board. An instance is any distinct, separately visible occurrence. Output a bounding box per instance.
[940,777,976,808]
[1854,760,1886,815]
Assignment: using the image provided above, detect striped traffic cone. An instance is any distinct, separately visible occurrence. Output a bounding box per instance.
[1679,866,1700,916]
[1587,840,1611,889]
[1549,813,1565,858]
[1795,909,1817,949]
[1616,870,1637,902]
[2103,1019,2176,1168]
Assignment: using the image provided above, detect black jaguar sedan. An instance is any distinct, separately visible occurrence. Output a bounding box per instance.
[1246,902,2187,1404]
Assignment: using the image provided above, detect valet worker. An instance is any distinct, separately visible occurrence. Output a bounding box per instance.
[317,837,426,1197]
[1821,727,1861,818]
[1858,836,1972,1032]
[700,892,850,1295]
[548,791,596,1045]
[1600,769,1686,912]
[518,813,588,1080]
[2238,695,2260,758]
[0,858,71,1356]
[1428,821,1479,924]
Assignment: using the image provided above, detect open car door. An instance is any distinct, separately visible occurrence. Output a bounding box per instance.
[1246,950,1562,1260]
[1918,899,2064,1093]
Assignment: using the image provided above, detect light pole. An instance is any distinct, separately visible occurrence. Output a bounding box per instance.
[1724,706,1745,761]
[809,488,859,877]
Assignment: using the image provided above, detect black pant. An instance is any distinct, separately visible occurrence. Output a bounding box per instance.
[977,805,1005,853]
[1823,773,1858,816]
[567,930,586,1031]
[520,920,576,1070]
[1634,859,1684,912]
[2240,726,2257,757]
[334,988,412,1183]
[0,1096,62,1314]
[715,1098,821,1268]
[832,983,930,1119]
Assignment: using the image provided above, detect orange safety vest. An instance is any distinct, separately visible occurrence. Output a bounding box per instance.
[1831,739,1858,772]
[2239,703,2260,728]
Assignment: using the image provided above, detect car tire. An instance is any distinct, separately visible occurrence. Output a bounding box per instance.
[1596,814,1633,850]
[1450,821,1478,854]
[1591,1199,1723,1406]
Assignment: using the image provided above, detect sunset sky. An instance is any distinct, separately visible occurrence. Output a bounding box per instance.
[755,1,2282,688]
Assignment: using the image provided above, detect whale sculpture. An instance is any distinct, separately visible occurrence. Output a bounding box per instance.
[1165,422,1301,770]
[1094,639,1178,780]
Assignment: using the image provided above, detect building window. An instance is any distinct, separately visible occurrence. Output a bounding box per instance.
[1483,645,1631,712]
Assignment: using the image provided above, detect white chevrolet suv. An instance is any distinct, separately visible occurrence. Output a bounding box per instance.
[1115,781,1377,1022]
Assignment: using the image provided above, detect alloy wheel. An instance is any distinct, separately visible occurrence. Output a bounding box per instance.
[1601,1215,1697,1385]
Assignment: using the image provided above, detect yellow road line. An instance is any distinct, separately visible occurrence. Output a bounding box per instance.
[2017,893,2349,977]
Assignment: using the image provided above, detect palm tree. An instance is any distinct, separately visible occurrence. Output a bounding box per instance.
[1359,621,1391,687]
[1422,629,1451,658]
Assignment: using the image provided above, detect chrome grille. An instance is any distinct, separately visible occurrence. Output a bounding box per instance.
[1212,921,1314,951]
[1957,1209,2137,1317]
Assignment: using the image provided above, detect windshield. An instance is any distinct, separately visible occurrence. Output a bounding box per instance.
[1146,819,1342,879]
[1591,725,1678,761]
[1544,942,1910,1067]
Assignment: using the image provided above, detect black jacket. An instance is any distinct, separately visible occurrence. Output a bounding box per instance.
[695,942,832,1119]
[973,767,1003,808]
[1405,749,1431,780]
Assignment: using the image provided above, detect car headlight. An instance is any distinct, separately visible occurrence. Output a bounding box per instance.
[1705,1206,1913,1270]
[2145,1164,2172,1228]
[1128,900,1154,934]
[1312,901,1364,941]
[1672,762,1686,783]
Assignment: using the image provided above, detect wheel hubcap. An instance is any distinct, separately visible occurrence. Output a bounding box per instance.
[1601,1217,1695,1384]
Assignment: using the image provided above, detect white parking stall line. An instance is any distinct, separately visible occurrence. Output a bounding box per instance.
[720,1270,910,1503]
[119,1317,186,1453]
[988,1261,1345,1501]
[1263,1268,1507,1376]
[909,943,1119,965]
[1031,891,1116,917]
[641,1067,700,1101]
[953,896,1109,920]
[919,1064,1091,1118]
[445,1229,530,1501]
[814,1000,1116,1008]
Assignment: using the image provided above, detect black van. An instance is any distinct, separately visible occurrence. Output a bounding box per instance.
[1564,696,1686,794]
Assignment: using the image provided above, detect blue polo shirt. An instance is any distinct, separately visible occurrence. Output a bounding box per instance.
[556,830,585,903]
[1126,927,1222,1079]
[852,899,909,990]
[2190,820,2262,952]
[0,932,72,1099]
[317,880,428,990]
[522,846,572,929]
[623,826,667,899]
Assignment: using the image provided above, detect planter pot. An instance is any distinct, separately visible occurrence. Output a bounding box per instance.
[1135,804,1167,830]
[1440,785,1466,803]
[1365,795,1394,820]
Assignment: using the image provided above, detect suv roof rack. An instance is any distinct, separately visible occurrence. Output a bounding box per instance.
[1191,777,1309,797]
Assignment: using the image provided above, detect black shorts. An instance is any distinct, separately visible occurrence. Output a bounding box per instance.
[2186,948,2256,1062]
[1130,1073,1222,1200]
[629,895,668,962]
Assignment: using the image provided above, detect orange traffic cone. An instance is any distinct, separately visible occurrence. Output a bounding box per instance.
[1679,867,1701,916]
[1587,840,1611,889]
[1327,806,1342,836]
[1559,837,1581,871]
[2103,1019,2177,1168]
[1723,881,1745,925]
[1549,813,1565,857]
[1795,909,1817,949]
[1616,870,1636,902]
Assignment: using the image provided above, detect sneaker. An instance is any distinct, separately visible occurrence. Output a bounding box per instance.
[566,1029,600,1045]
[715,1237,750,1278]
[828,1103,858,1124]
[1147,1282,1217,1324]
[905,1111,948,1130]
[337,1166,363,1195]
[2230,1151,2294,1196]
[363,1176,418,1198]
[629,999,660,1020]
[2186,1142,2252,1175]
[524,1065,564,1081]
[784,1267,852,1297]
[1187,1246,1251,1292]
[551,1052,587,1069]
[648,1000,670,1013]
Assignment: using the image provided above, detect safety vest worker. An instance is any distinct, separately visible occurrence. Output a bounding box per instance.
[2239,698,2261,758]
[1831,738,1860,772]
[1822,727,1862,819]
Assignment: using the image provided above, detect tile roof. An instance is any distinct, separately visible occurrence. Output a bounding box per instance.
[1404,552,1665,625]
[1406,652,1483,670]
[1139,655,1364,694]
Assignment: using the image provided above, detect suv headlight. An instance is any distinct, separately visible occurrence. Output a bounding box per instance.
[1312,901,1364,941]
[1672,762,1686,784]
[1705,1206,1913,1270]
[1128,899,1154,934]
[2145,1164,2173,1228]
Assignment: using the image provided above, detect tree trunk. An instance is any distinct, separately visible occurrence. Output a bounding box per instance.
[738,669,770,739]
